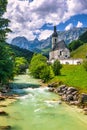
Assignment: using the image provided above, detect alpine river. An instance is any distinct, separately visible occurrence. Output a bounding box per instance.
[0,74,87,130]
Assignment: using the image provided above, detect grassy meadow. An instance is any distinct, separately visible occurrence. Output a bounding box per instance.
[50,64,87,92]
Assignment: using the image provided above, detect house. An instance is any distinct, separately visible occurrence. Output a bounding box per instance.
[49,26,70,61]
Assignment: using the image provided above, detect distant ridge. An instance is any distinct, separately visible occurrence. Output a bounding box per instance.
[10,27,87,55]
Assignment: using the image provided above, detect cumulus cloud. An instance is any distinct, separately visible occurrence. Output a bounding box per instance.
[4,0,87,42]
[38,30,53,40]
[65,23,73,31]
[76,21,83,28]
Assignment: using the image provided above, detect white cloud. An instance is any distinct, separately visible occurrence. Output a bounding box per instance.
[65,23,73,31]
[4,0,87,42]
[76,21,83,28]
[38,30,53,40]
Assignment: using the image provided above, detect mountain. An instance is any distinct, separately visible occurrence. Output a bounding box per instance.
[11,27,87,55]
[58,27,87,45]
[11,36,30,50]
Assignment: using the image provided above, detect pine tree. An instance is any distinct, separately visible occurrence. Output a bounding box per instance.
[0,0,11,42]
[0,1,14,85]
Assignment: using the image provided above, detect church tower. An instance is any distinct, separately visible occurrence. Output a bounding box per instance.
[52,26,58,50]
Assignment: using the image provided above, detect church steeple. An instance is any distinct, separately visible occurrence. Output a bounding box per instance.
[52,26,58,50]
[54,26,56,32]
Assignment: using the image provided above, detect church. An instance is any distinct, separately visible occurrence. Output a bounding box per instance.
[49,26,70,61]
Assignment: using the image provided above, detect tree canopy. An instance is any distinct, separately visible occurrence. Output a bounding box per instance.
[0,1,14,85]
[0,0,11,42]
[0,42,14,84]
[14,57,28,75]
[29,54,52,82]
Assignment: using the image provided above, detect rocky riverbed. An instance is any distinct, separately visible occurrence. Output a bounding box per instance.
[48,83,87,115]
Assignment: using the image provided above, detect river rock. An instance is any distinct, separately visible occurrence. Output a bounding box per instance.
[61,94,67,101]
[67,87,77,92]
[79,93,87,104]
[69,101,79,105]
[0,110,8,116]
[72,91,78,96]
[73,95,78,101]
[48,82,59,88]
[66,94,73,102]
[49,88,55,92]
[0,96,5,101]
[0,125,11,130]
[57,85,66,93]
[83,107,87,111]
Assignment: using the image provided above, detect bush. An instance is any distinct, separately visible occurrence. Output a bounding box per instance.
[52,60,62,76]
[29,54,51,82]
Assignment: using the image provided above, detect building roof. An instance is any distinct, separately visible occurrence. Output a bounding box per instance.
[52,40,67,51]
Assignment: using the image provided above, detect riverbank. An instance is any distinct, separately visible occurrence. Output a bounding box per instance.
[48,83,87,115]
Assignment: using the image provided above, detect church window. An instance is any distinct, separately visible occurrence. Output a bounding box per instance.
[55,39,56,42]
[60,51,62,55]
[65,55,67,57]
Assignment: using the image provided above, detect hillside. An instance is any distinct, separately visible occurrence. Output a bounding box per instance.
[79,30,87,43]
[71,44,87,59]
[7,43,34,62]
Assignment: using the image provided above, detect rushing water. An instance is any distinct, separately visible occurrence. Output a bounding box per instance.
[0,75,87,130]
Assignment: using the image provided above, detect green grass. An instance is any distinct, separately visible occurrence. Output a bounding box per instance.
[71,43,87,59]
[49,65,87,93]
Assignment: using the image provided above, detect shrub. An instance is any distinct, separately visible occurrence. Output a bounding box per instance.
[29,54,51,82]
[52,60,62,76]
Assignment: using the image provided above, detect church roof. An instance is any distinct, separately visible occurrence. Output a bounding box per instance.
[52,31,58,37]
[52,40,67,51]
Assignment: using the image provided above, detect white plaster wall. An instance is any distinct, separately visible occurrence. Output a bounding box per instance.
[60,59,83,65]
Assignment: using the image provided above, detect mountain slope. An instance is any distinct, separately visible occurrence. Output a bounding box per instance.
[7,43,34,62]
[79,31,87,43]
[71,44,87,59]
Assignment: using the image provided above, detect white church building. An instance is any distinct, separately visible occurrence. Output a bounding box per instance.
[49,26,83,65]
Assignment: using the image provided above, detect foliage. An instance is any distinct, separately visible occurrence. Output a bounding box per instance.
[29,54,52,82]
[79,31,87,43]
[68,40,83,51]
[83,59,87,71]
[0,1,14,86]
[14,57,28,75]
[49,65,87,92]
[0,42,14,84]
[0,0,11,42]
[71,44,87,59]
[52,60,62,76]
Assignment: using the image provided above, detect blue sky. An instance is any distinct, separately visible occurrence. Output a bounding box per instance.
[42,14,87,31]
[4,0,87,42]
